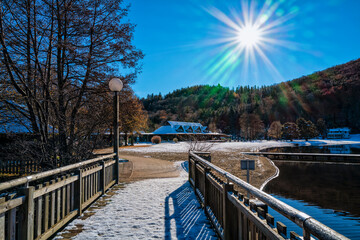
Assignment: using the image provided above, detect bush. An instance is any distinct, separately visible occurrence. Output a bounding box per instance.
[173,138,178,143]
[151,136,161,144]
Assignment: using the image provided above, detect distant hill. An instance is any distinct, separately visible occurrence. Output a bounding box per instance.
[142,58,360,134]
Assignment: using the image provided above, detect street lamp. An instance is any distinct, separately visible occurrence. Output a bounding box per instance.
[109,78,123,184]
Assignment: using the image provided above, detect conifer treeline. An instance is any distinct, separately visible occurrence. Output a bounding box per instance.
[142,58,360,136]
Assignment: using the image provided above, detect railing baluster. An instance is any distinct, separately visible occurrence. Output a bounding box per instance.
[66,175,71,215]
[56,178,61,223]
[35,184,43,238]
[50,180,56,227]
[6,193,17,240]
[43,181,50,232]
[75,169,83,216]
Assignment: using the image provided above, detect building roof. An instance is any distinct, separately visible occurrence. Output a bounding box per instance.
[152,126,178,135]
[167,121,203,127]
[152,121,210,135]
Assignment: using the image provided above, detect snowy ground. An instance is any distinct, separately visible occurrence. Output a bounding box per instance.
[127,134,360,153]
[55,162,217,240]
[56,135,360,239]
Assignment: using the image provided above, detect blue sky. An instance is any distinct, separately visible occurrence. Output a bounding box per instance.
[128,0,360,98]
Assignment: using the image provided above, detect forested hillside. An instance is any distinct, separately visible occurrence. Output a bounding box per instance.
[142,58,360,135]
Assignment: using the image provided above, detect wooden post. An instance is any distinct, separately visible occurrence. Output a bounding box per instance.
[50,180,56,227]
[193,160,197,192]
[61,176,66,219]
[74,169,83,216]
[0,195,5,240]
[204,167,210,208]
[43,182,50,232]
[223,182,234,240]
[66,175,71,215]
[35,184,43,238]
[56,178,61,223]
[6,193,16,240]
[238,212,243,240]
[71,182,75,211]
[19,186,35,240]
[86,173,89,201]
[303,229,311,240]
[188,154,191,184]
[101,161,106,194]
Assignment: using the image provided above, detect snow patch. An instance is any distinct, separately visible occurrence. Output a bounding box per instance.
[122,135,360,154]
[55,162,217,240]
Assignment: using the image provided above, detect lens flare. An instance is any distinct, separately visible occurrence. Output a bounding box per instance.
[201,0,298,86]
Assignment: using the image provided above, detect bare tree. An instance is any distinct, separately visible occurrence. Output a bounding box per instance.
[0,0,143,166]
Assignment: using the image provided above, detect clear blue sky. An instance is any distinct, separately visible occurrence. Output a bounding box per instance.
[127,0,360,98]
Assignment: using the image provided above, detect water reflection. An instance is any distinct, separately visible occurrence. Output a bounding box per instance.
[263,144,360,238]
[265,161,360,217]
[267,194,360,239]
[266,144,360,154]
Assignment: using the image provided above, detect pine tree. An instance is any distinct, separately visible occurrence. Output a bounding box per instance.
[296,118,319,141]
[317,118,327,139]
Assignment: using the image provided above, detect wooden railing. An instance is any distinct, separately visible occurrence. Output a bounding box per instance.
[0,153,117,240]
[0,159,40,175]
[189,151,349,240]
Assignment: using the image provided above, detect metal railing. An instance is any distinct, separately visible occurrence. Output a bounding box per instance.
[189,151,349,240]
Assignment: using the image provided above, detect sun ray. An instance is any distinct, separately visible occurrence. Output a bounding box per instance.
[200,0,299,85]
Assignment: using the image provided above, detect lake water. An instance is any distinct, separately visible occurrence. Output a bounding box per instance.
[264,144,360,239]
[266,143,360,154]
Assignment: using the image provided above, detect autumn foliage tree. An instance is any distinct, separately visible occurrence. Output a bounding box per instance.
[281,122,299,141]
[239,113,265,140]
[0,0,143,166]
[119,94,148,146]
[268,121,282,140]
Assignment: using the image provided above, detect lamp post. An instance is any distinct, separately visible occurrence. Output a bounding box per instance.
[109,78,123,184]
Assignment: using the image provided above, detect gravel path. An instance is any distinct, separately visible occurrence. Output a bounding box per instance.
[55,162,217,240]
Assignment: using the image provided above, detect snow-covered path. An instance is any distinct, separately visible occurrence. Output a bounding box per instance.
[55,162,217,240]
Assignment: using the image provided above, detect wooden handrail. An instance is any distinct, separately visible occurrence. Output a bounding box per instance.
[0,153,115,192]
[189,151,349,240]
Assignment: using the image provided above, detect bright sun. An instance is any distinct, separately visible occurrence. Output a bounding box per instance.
[203,0,295,85]
[236,25,262,48]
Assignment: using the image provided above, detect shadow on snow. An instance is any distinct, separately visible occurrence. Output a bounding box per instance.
[164,161,217,240]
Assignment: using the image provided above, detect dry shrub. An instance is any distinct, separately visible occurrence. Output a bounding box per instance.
[187,136,214,152]
[151,135,161,144]
[173,138,178,143]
